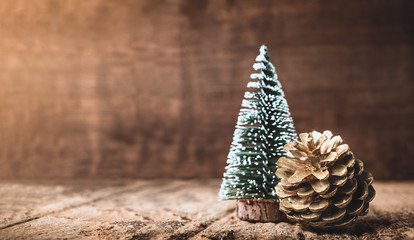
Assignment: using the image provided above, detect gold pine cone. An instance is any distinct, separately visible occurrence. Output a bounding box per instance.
[275,130,375,229]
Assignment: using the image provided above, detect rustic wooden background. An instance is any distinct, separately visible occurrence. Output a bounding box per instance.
[0,0,413,179]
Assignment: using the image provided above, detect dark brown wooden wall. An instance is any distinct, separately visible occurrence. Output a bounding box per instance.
[0,0,413,179]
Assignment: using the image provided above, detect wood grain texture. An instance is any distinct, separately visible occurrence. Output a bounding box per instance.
[0,0,413,179]
[0,180,413,239]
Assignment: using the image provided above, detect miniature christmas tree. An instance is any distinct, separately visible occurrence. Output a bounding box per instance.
[219,45,297,222]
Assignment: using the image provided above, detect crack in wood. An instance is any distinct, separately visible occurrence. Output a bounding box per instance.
[0,217,40,231]
[188,211,235,240]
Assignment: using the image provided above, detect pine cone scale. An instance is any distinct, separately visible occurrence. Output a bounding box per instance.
[301,211,321,221]
[319,186,337,198]
[275,183,297,198]
[341,153,356,168]
[347,168,355,179]
[312,167,329,180]
[297,185,315,198]
[337,178,357,194]
[321,152,337,163]
[321,208,346,223]
[276,157,301,172]
[354,179,369,200]
[335,144,349,157]
[354,159,364,175]
[366,186,376,202]
[332,194,352,208]
[361,172,374,185]
[310,180,330,194]
[288,168,311,184]
[347,200,365,215]
[291,197,312,212]
[309,199,329,212]
[331,176,348,186]
[330,164,348,176]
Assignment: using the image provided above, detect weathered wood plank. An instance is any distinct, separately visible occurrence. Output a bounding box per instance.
[0,180,161,229]
[0,180,234,239]
[1,180,413,239]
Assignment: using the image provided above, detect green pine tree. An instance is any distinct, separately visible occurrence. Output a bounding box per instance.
[219,45,297,200]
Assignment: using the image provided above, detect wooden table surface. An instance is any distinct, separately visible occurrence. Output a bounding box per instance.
[0,180,413,240]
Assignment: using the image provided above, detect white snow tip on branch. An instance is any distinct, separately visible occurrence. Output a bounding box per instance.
[250,73,264,80]
[260,45,267,53]
[255,45,269,62]
[247,81,261,88]
[255,55,267,62]
[253,63,264,70]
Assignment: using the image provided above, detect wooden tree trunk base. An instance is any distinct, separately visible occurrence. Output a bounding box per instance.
[236,199,286,222]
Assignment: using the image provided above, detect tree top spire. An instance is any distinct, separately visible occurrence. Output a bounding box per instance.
[256,45,270,62]
[259,45,268,54]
